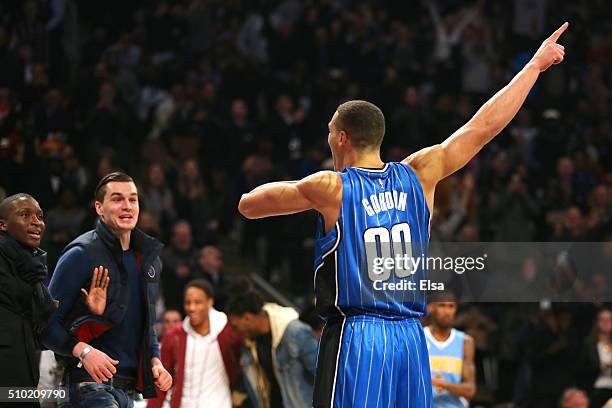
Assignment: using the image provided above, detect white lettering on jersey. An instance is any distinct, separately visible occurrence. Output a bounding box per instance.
[370,194,381,213]
[362,190,407,215]
[362,199,375,216]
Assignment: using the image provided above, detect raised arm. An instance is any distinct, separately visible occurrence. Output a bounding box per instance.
[41,247,91,356]
[41,247,119,382]
[405,22,569,189]
[238,170,342,230]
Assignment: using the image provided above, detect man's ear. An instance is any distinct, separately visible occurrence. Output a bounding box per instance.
[0,220,7,232]
[94,201,104,218]
[338,130,348,147]
[427,303,435,315]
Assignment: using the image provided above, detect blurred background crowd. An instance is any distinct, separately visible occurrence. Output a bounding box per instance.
[1,0,611,406]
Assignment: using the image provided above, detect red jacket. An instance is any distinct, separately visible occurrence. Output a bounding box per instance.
[147,319,243,408]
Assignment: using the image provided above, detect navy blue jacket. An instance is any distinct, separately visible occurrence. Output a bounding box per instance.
[42,221,163,398]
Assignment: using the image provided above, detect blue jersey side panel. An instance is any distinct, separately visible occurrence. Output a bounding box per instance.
[314,162,431,319]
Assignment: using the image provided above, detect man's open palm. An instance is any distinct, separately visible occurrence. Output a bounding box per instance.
[531,22,569,72]
[81,266,110,316]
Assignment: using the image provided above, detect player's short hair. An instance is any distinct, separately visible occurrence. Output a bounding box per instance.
[336,100,385,150]
[225,279,265,316]
[0,193,36,219]
[428,290,456,303]
[184,279,215,299]
[94,172,135,203]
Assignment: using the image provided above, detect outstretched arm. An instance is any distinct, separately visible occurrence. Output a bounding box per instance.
[238,171,342,229]
[406,22,569,190]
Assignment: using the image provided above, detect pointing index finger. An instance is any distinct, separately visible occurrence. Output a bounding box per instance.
[548,22,569,43]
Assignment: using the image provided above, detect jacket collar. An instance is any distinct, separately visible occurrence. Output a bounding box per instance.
[262,303,299,350]
[0,231,46,258]
[95,220,123,254]
[0,232,48,281]
[183,309,228,339]
[95,220,163,257]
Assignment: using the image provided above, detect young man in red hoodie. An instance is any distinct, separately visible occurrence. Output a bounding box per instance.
[148,279,243,408]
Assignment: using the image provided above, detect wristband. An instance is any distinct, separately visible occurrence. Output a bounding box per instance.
[76,346,92,368]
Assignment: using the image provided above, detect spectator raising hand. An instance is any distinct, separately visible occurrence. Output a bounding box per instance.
[80,265,110,316]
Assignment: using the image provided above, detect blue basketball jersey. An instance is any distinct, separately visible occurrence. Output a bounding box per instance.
[314,162,431,320]
[425,327,467,408]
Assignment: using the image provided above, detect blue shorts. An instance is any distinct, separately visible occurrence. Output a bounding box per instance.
[314,315,432,408]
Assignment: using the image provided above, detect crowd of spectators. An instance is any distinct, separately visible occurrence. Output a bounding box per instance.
[1,0,611,406]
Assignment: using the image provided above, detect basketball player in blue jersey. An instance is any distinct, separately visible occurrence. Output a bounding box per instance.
[425,293,475,408]
[239,23,568,407]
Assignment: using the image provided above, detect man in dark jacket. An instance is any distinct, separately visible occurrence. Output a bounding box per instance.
[194,245,228,311]
[42,172,172,407]
[160,220,196,313]
[0,193,52,401]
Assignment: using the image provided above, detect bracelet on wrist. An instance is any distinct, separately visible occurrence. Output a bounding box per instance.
[76,346,92,368]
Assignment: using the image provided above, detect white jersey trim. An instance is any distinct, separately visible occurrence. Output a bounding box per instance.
[424,327,457,350]
[322,222,341,259]
[352,163,390,173]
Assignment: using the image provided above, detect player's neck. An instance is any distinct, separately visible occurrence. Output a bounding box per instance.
[430,325,452,341]
[343,149,384,169]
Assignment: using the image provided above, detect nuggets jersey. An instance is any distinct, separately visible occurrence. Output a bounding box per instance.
[314,162,431,320]
[425,327,467,408]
